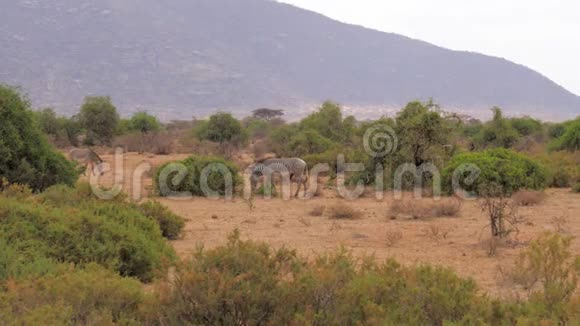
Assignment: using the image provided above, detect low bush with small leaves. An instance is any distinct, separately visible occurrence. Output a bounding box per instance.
[115,132,175,154]
[329,204,362,220]
[389,200,431,219]
[154,155,240,197]
[432,198,463,217]
[385,230,403,247]
[500,233,580,322]
[573,183,580,193]
[2,227,579,324]
[443,148,548,195]
[138,200,185,240]
[390,198,462,219]
[422,224,451,242]
[0,185,176,282]
[0,264,145,325]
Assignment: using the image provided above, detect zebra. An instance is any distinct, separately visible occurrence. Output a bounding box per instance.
[249,158,308,198]
[69,148,105,176]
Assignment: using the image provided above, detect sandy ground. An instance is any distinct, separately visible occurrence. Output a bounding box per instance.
[91,153,580,297]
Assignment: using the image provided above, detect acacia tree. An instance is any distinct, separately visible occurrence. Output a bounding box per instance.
[79,96,119,145]
[0,85,78,191]
[252,108,284,121]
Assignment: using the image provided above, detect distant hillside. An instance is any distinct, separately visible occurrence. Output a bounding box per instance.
[1,0,579,119]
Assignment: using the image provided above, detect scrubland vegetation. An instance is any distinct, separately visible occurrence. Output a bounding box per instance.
[1,84,580,323]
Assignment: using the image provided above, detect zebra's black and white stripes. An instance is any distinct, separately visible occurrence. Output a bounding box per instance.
[249,158,308,197]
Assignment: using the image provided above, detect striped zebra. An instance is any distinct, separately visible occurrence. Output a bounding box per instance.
[249,158,309,198]
[69,148,105,176]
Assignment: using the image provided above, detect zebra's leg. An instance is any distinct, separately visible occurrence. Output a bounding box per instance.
[294,176,302,198]
[301,174,308,198]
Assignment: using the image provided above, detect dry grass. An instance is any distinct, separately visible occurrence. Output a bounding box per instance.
[389,198,462,219]
[114,132,175,155]
[512,190,545,207]
[389,200,430,219]
[309,205,326,217]
[422,224,451,242]
[329,204,362,220]
[551,214,569,234]
[385,230,403,247]
[432,198,463,217]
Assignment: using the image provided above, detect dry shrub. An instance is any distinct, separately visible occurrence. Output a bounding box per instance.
[191,140,221,156]
[309,205,326,217]
[115,132,175,155]
[389,198,462,219]
[329,204,362,220]
[389,200,430,219]
[551,213,570,234]
[498,232,579,313]
[478,183,526,256]
[385,230,403,247]
[512,190,545,207]
[432,198,463,217]
[422,224,451,242]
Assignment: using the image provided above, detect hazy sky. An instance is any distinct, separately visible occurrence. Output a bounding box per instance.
[279,0,580,96]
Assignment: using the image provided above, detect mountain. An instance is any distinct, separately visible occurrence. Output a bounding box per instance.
[1,0,578,119]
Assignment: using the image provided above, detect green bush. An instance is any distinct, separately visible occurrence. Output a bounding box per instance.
[442,148,548,195]
[0,85,78,191]
[0,186,175,282]
[2,228,579,324]
[155,155,240,197]
[287,129,336,156]
[299,101,353,142]
[195,112,247,145]
[473,108,520,149]
[269,124,299,156]
[0,264,145,325]
[550,119,580,152]
[551,169,572,188]
[138,200,185,240]
[528,150,579,188]
[243,117,272,140]
[572,183,580,193]
[510,116,543,137]
[147,231,491,325]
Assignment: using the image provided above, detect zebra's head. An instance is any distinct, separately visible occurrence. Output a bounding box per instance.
[248,164,261,189]
[248,163,270,190]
